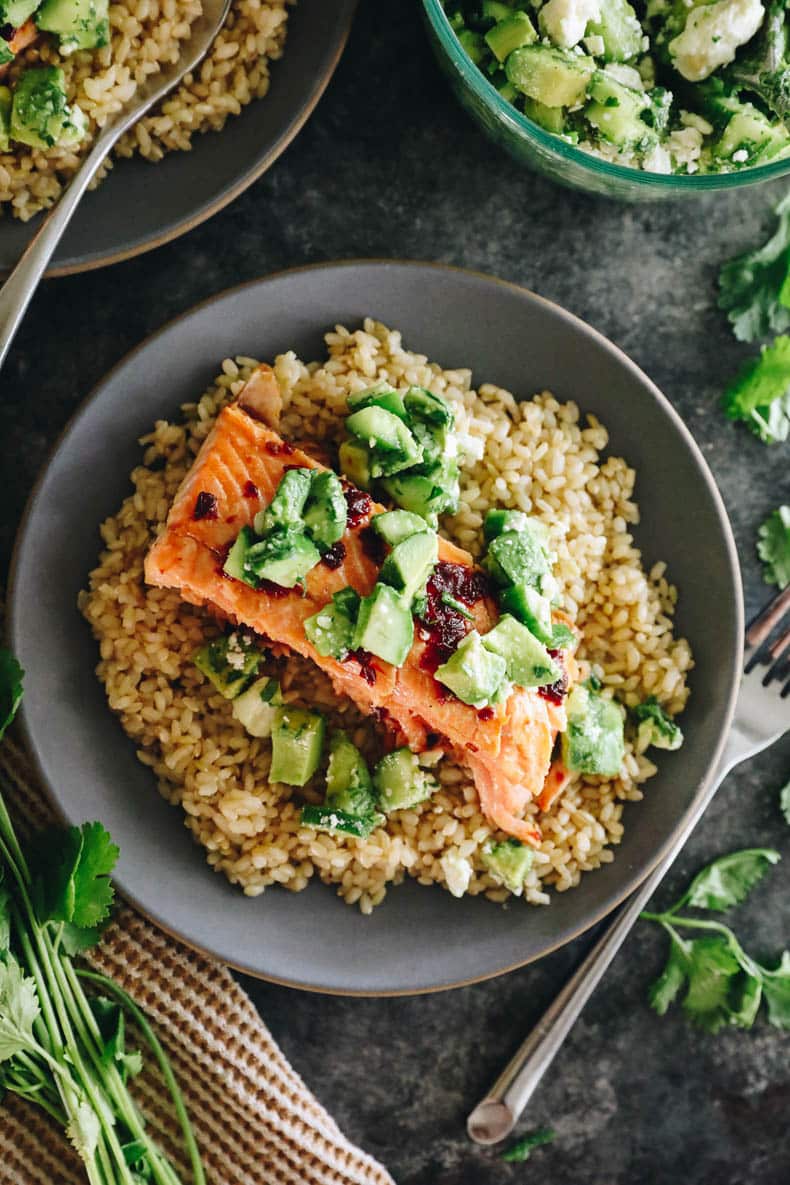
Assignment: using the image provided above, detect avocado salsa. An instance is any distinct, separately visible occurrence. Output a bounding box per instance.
[443,0,790,175]
[186,380,684,898]
[0,0,108,152]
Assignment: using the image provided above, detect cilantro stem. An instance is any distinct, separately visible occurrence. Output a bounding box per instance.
[78,970,207,1185]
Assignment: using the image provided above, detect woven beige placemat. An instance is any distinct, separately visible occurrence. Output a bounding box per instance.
[0,732,395,1185]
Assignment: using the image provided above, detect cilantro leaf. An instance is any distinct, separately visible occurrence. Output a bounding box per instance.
[680,935,743,1032]
[648,929,689,1015]
[501,1127,555,1162]
[718,192,790,342]
[757,506,790,590]
[91,996,143,1082]
[685,848,780,912]
[31,822,118,937]
[632,697,684,752]
[65,1098,100,1162]
[723,336,790,443]
[550,622,576,650]
[0,953,40,1062]
[761,952,790,1029]
[726,970,763,1029]
[781,779,790,826]
[0,650,23,743]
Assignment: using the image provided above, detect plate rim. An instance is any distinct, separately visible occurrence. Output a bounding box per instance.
[1,0,359,280]
[8,259,744,995]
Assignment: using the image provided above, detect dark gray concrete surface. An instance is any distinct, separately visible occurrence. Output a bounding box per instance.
[1,1,789,1181]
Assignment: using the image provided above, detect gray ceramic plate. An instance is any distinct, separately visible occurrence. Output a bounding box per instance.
[0,0,357,277]
[9,262,742,995]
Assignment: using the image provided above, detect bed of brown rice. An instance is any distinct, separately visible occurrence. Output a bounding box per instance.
[0,0,291,222]
[78,319,693,913]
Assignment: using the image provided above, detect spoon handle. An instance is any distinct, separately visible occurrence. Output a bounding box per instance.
[0,132,112,369]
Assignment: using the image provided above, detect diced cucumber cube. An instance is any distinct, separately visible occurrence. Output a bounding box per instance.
[270,707,325,786]
[325,730,377,816]
[373,748,438,812]
[254,468,312,535]
[481,837,534,893]
[299,804,383,838]
[562,685,624,776]
[194,632,261,699]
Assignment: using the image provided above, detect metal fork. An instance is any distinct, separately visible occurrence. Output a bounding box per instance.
[0,0,230,370]
[467,587,790,1146]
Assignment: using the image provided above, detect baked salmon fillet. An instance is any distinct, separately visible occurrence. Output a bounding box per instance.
[145,375,570,845]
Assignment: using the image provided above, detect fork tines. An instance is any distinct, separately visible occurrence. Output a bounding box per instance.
[746,585,790,694]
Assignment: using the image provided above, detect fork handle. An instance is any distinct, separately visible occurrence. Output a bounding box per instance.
[467,728,752,1145]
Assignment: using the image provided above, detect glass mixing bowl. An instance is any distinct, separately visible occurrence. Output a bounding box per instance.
[422,0,790,200]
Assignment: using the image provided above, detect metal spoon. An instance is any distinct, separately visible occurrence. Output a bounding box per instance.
[0,0,230,370]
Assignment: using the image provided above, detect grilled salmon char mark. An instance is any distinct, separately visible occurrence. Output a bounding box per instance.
[145,396,565,845]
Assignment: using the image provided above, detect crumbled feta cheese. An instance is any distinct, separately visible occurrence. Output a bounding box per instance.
[668,125,704,168]
[441,851,473,898]
[731,147,749,161]
[225,633,247,670]
[680,109,714,135]
[603,63,645,90]
[643,144,672,173]
[669,0,765,81]
[539,0,601,48]
[583,32,605,54]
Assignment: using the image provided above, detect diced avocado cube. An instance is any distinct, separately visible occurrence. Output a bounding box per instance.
[499,582,554,645]
[345,406,423,478]
[632,697,683,752]
[373,748,439,812]
[483,508,530,542]
[270,707,325,785]
[458,28,487,64]
[11,67,88,150]
[254,467,312,535]
[403,386,454,428]
[347,385,408,420]
[523,97,567,134]
[379,530,438,604]
[244,528,319,589]
[586,0,643,61]
[481,838,534,893]
[482,614,560,688]
[435,631,508,708]
[371,509,429,546]
[304,591,359,661]
[37,0,109,53]
[0,0,39,26]
[562,685,624,776]
[484,528,551,590]
[303,470,347,551]
[485,11,537,61]
[194,632,261,699]
[0,87,11,152]
[223,525,255,583]
[506,45,594,108]
[549,621,577,650]
[231,676,282,737]
[325,730,377,816]
[382,457,460,528]
[299,804,382,838]
[352,584,414,668]
[338,438,372,489]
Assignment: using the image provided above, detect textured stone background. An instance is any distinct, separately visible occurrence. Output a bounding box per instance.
[2,0,789,1181]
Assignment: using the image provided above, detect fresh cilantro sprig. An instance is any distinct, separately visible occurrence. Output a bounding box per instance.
[641,849,790,1033]
[781,779,790,825]
[757,505,790,589]
[0,648,205,1185]
[501,1127,555,1162]
[718,191,790,343]
[723,335,790,444]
